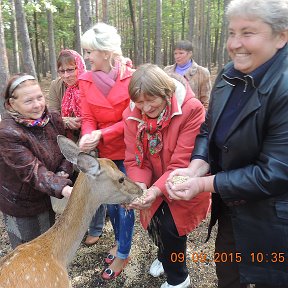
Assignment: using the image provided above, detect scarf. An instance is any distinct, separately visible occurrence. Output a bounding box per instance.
[61,50,86,117]
[175,60,192,76]
[135,99,172,167]
[7,107,50,127]
[92,68,117,96]
[91,57,132,96]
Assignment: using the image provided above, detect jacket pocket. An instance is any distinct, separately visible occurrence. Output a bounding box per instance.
[275,201,288,220]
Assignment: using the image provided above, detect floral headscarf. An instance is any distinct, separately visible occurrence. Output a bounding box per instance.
[61,49,86,118]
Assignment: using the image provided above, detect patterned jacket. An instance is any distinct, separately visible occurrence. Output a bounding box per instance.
[164,60,212,110]
[0,111,73,217]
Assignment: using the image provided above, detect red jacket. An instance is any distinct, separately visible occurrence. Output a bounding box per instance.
[79,63,133,159]
[123,80,211,236]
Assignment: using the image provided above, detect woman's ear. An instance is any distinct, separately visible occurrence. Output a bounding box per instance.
[276,30,288,49]
[8,97,16,110]
[9,97,14,107]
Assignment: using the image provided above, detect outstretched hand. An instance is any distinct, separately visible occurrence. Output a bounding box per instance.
[79,130,102,152]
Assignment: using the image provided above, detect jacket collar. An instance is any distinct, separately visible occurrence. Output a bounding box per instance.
[210,45,288,139]
[222,46,284,90]
[170,60,199,76]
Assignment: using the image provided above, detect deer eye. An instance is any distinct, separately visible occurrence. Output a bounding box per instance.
[118,177,125,184]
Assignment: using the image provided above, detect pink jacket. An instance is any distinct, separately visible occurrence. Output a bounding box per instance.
[79,64,133,159]
[123,80,211,236]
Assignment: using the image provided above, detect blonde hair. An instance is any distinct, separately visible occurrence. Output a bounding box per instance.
[81,22,122,56]
[129,64,176,102]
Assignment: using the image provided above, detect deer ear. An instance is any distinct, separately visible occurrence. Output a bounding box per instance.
[57,135,80,165]
[76,152,101,176]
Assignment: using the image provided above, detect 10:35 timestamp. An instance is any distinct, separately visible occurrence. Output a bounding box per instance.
[250,252,286,263]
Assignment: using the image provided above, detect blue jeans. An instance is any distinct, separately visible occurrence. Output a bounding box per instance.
[107,160,135,259]
[88,204,106,237]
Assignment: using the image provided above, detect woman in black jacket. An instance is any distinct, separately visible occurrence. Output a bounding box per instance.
[0,74,73,249]
[167,0,288,287]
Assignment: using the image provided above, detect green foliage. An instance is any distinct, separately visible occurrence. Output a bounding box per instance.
[1,0,227,73]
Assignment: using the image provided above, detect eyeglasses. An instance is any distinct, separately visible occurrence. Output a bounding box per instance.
[58,68,76,75]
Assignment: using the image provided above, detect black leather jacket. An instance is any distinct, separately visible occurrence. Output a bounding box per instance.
[193,45,288,284]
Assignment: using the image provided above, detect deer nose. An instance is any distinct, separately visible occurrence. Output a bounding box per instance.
[118,177,125,183]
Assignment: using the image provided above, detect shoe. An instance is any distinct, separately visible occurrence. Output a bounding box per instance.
[149,259,164,277]
[104,253,116,264]
[160,275,191,288]
[84,235,101,246]
[101,258,130,280]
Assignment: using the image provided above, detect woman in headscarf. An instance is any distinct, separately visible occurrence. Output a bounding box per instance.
[48,49,106,246]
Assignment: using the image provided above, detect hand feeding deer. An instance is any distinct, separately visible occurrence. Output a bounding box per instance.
[0,135,142,288]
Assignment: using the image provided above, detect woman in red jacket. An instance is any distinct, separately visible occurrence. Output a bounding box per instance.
[78,22,134,280]
[124,64,211,288]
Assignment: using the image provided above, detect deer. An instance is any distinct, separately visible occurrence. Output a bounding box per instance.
[0,135,143,288]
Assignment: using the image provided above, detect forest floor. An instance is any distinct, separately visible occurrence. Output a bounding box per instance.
[0,212,218,288]
[0,75,219,288]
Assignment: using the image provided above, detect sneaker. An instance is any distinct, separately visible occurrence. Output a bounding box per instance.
[160,275,191,288]
[149,259,164,277]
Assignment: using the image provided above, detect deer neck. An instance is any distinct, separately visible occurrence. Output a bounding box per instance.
[41,175,101,266]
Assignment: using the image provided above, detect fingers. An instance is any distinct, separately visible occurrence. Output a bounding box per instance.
[79,134,98,152]
[167,169,181,181]
[165,181,189,201]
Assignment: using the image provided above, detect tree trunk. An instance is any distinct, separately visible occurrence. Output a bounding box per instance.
[80,0,92,33]
[217,0,230,73]
[41,41,47,78]
[138,0,144,66]
[188,0,195,42]
[95,0,98,22]
[0,0,9,114]
[169,0,175,65]
[9,0,20,74]
[33,11,41,80]
[154,0,162,65]
[75,0,82,54]
[180,0,186,40]
[128,0,137,65]
[14,0,37,78]
[206,0,211,70]
[47,8,57,79]
[146,0,151,63]
[102,0,108,23]
[198,0,204,65]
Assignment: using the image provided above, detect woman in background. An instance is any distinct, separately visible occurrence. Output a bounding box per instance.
[164,40,211,110]
[48,49,106,246]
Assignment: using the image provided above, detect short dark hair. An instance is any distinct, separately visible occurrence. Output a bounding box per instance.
[175,40,193,52]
